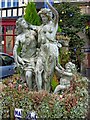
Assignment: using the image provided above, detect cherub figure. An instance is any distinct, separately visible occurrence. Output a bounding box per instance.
[54,62,77,94]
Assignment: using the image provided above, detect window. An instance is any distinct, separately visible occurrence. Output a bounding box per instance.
[13,1,18,7]
[1,2,5,8]
[0,57,5,66]
[7,2,11,7]
[13,2,18,7]
[1,20,16,55]
[1,55,14,66]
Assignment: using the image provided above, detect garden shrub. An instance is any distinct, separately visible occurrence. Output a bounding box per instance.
[1,73,88,119]
[24,2,41,25]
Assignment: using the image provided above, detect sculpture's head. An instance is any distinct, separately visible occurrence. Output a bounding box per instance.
[65,62,76,73]
[16,18,28,33]
[38,8,52,24]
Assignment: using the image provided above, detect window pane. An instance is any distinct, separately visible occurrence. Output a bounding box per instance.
[0,57,3,66]
[6,26,13,34]
[7,2,11,7]
[0,26,2,34]
[13,2,18,7]
[13,0,18,2]
[1,2,5,8]
[2,55,14,65]
[6,36,13,53]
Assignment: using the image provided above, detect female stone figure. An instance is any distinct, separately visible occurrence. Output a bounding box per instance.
[13,18,37,89]
[29,2,64,91]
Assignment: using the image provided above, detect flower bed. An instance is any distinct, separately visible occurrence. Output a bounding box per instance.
[1,73,88,119]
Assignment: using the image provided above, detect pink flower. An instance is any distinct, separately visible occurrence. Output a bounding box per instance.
[60,95,63,99]
[24,83,27,87]
[8,83,14,89]
[18,84,22,91]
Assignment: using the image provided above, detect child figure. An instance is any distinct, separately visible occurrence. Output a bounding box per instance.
[54,62,76,94]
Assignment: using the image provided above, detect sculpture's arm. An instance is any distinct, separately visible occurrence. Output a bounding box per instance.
[55,66,64,74]
[56,57,64,70]
[47,2,59,25]
[55,66,73,76]
[62,71,73,76]
[56,63,64,71]
[13,38,20,67]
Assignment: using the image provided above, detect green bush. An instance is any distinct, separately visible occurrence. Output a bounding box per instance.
[24,2,41,25]
[1,73,88,119]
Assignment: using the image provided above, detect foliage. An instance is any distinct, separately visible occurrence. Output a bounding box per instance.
[59,47,71,67]
[54,2,86,70]
[24,2,41,25]
[1,73,88,119]
[54,2,86,30]
[85,25,90,39]
[51,74,59,91]
[84,14,90,39]
[69,34,85,71]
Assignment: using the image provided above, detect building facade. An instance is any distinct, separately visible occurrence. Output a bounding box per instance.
[0,0,28,55]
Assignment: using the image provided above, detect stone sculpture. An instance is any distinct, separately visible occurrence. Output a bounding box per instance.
[13,2,64,91]
[54,62,77,94]
[13,18,37,89]
[29,2,64,91]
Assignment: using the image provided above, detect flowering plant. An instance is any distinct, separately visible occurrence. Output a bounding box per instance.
[1,73,88,119]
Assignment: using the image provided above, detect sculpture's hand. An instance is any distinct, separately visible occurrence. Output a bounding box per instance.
[17,56,25,67]
[55,66,62,73]
[16,61,20,67]
[60,69,65,74]
[57,63,65,71]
